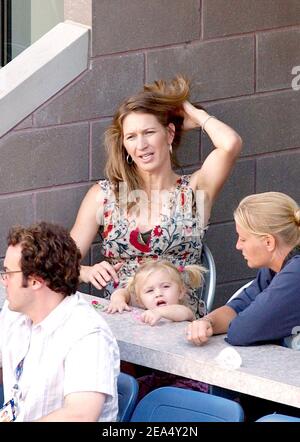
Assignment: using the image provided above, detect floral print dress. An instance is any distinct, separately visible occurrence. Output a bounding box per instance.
[99,175,207,317]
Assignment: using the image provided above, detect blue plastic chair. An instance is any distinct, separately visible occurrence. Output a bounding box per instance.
[257,413,300,422]
[117,372,139,422]
[130,387,244,422]
[199,243,216,313]
[0,384,3,407]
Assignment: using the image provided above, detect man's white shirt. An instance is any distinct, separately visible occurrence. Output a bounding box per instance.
[0,293,120,422]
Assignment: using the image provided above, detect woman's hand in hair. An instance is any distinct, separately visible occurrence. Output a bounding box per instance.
[181,101,208,131]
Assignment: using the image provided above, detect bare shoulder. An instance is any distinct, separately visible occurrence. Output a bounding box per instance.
[73,182,106,224]
[89,181,104,196]
[84,182,105,206]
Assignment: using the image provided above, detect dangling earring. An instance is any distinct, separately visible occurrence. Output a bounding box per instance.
[126,154,133,165]
[169,144,173,154]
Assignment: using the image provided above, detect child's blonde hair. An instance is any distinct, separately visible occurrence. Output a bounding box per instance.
[127,260,206,306]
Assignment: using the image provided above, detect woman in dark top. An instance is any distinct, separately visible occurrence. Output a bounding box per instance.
[186,191,300,346]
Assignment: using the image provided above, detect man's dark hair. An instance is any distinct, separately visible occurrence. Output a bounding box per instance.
[7,222,81,296]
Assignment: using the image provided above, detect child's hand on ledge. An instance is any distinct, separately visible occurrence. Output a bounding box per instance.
[106,288,131,314]
[141,309,162,326]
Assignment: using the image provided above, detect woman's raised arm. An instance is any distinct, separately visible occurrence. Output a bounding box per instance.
[184,101,242,211]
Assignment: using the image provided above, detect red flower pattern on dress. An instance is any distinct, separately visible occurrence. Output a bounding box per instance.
[129,228,151,253]
[98,176,205,318]
[181,192,185,207]
[182,251,189,260]
[153,226,163,237]
[103,224,113,238]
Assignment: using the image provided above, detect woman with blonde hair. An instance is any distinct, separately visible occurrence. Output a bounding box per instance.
[187,191,300,346]
[71,75,242,317]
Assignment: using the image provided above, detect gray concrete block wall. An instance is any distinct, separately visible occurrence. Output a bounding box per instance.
[14,115,33,131]
[0,124,89,193]
[202,91,300,158]
[209,159,256,224]
[0,1,299,308]
[256,153,300,202]
[147,36,255,101]
[257,29,300,92]
[91,120,110,180]
[0,195,34,252]
[203,0,300,38]
[33,55,145,126]
[35,184,91,229]
[92,0,201,55]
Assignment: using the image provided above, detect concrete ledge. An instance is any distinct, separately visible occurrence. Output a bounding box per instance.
[0,20,90,138]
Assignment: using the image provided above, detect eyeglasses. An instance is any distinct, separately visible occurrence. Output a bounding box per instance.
[0,270,23,281]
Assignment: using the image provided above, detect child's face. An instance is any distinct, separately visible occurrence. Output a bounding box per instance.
[137,269,184,310]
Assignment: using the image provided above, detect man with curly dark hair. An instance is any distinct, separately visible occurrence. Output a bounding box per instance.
[0,222,119,422]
